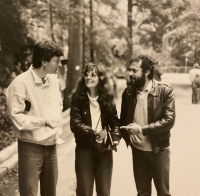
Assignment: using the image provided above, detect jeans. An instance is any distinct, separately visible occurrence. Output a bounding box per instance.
[192,83,200,104]
[75,146,113,196]
[18,140,58,196]
[132,147,171,196]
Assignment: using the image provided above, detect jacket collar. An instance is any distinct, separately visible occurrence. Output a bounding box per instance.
[127,79,159,97]
[149,79,159,97]
[29,65,50,86]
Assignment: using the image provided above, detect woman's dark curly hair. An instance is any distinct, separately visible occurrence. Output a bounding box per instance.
[72,62,114,108]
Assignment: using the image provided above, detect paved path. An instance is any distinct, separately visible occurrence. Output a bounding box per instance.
[57,74,200,196]
[4,73,200,196]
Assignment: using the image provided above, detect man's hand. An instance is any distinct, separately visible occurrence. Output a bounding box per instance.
[45,118,65,129]
[95,129,107,141]
[120,123,141,135]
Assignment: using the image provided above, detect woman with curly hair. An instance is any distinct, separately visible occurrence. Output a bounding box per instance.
[70,62,121,196]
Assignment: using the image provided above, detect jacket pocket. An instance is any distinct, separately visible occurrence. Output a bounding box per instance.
[157,131,170,142]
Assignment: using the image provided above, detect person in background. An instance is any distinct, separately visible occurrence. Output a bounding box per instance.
[189,63,200,104]
[112,72,118,98]
[107,69,118,98]
[153,61,164,81]
[70,62,121,196]
[58,58,68,100]
[6,40,64,196]
[120,55,175,196]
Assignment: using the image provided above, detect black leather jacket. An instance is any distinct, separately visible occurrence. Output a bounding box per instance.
[70,95,121,150]
[120,79,175,153]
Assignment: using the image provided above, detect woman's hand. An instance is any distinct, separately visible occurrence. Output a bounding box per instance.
[113,141,120,146]
[95,129,107,141]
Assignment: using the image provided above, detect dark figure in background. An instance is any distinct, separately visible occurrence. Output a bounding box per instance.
[6,41,64,196]
[153,62,164,81]
[120,55,175,196]
[13,46,33,73]
[58,58,68,100]
[107,70,118,98]
[70,63,121,196]
[189,63,200,104]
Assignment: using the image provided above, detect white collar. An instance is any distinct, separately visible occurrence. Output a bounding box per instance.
[87,93,98,102]
[30,65,49,85]
[146,80,153,92]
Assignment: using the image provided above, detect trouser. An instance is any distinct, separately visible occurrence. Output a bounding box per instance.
[75,146,113,196]
[192,83,200,104]
[132,147,171,196]
[18,140,58,196]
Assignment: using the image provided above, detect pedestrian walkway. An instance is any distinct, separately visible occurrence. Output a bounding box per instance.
[3,74,200,196]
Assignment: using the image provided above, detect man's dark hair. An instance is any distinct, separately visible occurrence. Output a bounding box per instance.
[130,55,156,80]
[32,41,64,68]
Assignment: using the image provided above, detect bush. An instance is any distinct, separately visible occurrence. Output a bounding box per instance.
[0,66,20,151]
[0,93,16,151]
[0,166,18,195]
[0,47,32,150]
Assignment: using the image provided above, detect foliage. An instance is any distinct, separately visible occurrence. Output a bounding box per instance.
[0,0,71,62]
[0,93,15,151]
[25,0,70,46]
[0,60,25,151]
[0,0,35,58]
[133,0,188,53]
[0,65,19,150]
[162,0,200,65]
[82,0,127,67]
[0,166,18,195]
[1,0,199,69]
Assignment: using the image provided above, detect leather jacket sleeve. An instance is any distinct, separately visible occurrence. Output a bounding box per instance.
[120,89,128,127]
[142,86,175,135]
[119,88,131,143]
[107,101,121,141]
[70,96,95,138]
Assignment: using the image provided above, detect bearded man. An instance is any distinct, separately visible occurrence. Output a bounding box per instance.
[120,55,176,196]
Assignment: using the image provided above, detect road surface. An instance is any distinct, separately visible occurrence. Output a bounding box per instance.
[57,73,200,196]
[3,73,200,196]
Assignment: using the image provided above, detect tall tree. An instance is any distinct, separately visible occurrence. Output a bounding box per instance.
[126,0,133,68]
[162,0,200,65]
[64,0,84,109]
[49,0,55,42]
[89,0,94,62]
[0,0,33,62]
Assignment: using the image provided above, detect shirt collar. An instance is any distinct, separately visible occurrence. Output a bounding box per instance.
[145,80,153,92]
[30,65,49,86]
[137,80,153,94]
[87,92,99,102]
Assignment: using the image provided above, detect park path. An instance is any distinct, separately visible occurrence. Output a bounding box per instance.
[4,73,200,196]
[57,74,200,196]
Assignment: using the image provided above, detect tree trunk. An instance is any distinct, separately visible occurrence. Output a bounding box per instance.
[194,17,197,63]
[63,0,83,110]
[82,12,85,69]
[126,0,133,68]
[89,0,94,62]
[49,1,55,42]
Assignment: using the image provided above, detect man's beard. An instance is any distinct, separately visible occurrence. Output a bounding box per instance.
[130,73,146,89]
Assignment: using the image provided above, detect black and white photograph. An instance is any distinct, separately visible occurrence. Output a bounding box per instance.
[0,0,199,195]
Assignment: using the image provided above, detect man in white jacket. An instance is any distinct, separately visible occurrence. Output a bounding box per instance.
[6,40,64,196]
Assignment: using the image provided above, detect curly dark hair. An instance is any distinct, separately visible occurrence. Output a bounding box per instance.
[32,40,64,68]
[130,55,156,80]
[72,63,114,108]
